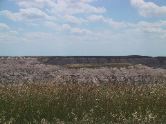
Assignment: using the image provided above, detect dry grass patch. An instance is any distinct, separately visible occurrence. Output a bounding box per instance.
[0,83,166,123]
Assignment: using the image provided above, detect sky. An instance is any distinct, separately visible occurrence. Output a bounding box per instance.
[0,0,166,56]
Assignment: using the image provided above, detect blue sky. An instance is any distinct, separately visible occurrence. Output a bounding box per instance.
[0,0,166,56]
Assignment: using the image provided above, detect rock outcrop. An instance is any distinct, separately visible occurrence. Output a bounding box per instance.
[38,56,166,69]
[0,57,166,85]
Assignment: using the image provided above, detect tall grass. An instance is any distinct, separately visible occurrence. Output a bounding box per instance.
[0,83,166,123]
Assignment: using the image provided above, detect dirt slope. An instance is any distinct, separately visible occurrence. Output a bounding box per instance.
[0,57,166,85]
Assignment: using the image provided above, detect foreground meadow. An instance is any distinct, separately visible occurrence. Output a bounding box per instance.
[0,83,166,124]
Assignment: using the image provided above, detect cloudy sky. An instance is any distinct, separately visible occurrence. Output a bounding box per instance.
[0,0,166,56]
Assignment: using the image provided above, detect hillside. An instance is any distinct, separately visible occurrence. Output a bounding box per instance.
[38,56,166,69]
[0,56,166,85]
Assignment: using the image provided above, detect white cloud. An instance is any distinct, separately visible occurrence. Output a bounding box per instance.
[87,15,104,22]
[64,15,87,24]
[62,23,92,34]
[87,15,127,28]
[44,21,92,35]
[1,20,166,56]
[70,27,92,34]
[131,0,166,17]
[0,0,107,34]
[14,0,106,15]
[0,23,10,30]
[0,0,166,56]
[0,8,55,21]
[14,0,53,9]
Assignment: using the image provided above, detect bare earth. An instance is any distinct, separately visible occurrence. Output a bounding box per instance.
[0,57,166,85]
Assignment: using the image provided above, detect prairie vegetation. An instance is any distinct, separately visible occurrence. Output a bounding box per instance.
[0,83,166,123]
[0,58,166,123]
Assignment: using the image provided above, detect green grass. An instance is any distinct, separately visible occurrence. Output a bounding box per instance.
[0,83,166,123]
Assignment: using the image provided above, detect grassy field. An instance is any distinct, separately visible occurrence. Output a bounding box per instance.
[0,83,166,124]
